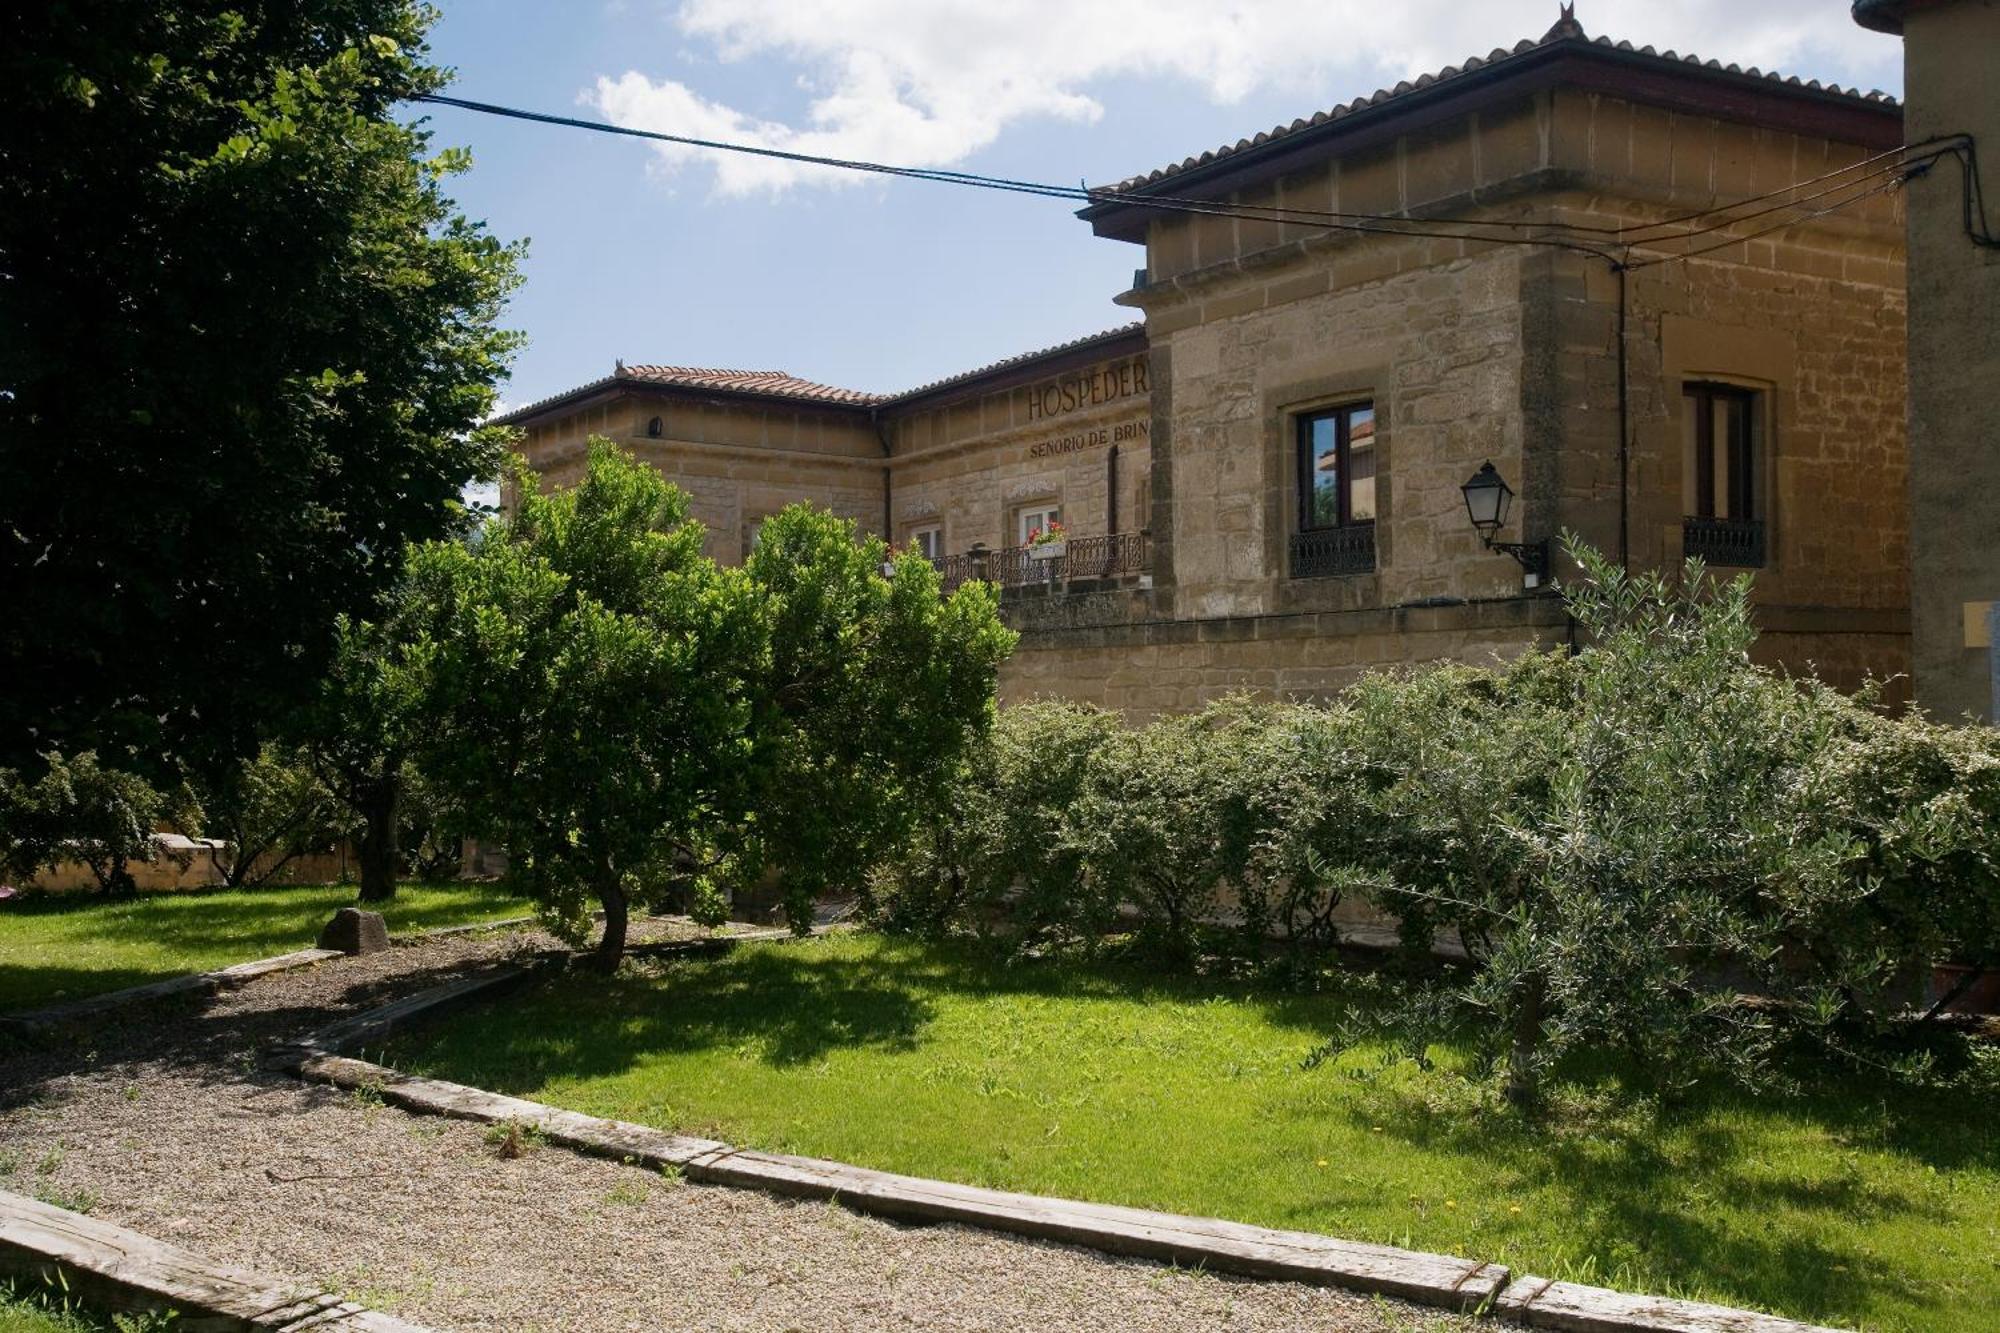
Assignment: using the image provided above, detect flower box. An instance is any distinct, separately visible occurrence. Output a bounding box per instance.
[1028,541,1066,560]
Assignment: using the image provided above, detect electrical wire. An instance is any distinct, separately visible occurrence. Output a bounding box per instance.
[1623,170,1914,269]
[413,92,1927,267]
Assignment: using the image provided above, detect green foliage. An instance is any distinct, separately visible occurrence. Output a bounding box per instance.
[878,539,2000,1104]
[1,1,523,775]
[409,440,758,966]
[407,440,1012,968]
[745,508,1015,924]
[0,752,198,894]
[194,744,344,888]
[298,588,437,901]
[1069,701,1270,962]
[869,700,1121,948]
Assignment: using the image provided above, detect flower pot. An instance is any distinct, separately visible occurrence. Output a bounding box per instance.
[1029,541,1066,560]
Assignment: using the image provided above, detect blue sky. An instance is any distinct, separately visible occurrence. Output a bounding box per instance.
[418,1,1905,411]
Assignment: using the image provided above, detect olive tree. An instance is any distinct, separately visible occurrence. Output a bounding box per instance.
[1348,542,1865,1106]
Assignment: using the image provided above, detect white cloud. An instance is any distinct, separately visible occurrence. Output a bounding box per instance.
[590,1,1903,196]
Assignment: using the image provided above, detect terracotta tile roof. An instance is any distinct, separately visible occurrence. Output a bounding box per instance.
[1097,23,1900,195]
[616,363,883,406]
[882,324,1146,404]
[494,327,1154,427]
[490,362,881,425]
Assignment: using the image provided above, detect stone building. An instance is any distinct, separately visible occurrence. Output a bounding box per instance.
[1852,0,2000,723]
[501,15,1913,714]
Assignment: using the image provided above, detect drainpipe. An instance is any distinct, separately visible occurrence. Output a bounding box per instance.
[1615,259,1631,570]
[1107,445,1120,534]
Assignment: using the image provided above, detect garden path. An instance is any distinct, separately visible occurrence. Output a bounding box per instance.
[0,923,1467,1332]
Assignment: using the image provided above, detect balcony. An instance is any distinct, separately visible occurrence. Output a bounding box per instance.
[1683,516,1766,568]
[935,530,1151,593]
[1289,523,1376,579]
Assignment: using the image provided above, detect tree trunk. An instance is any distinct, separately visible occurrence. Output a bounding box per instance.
[1504,970,1548,1111]
[593,876,630,974]
[354,774,401,903]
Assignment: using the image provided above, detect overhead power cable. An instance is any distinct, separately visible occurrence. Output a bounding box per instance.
[413,92,1927,268]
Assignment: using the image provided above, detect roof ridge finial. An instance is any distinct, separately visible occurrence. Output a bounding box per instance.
[1543,2,1586,42]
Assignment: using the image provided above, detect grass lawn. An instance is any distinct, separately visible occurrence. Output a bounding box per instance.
[388,932,2000,1332]
[0,1286,142,1333]
[0,880,531,1013]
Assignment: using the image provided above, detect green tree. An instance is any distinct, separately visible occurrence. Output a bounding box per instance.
[301,598,432,902]
[0,2,522,775]
[744,508,1016,926]
[0,751,199,894]
[198,743,345,888]
[1347,543,1867,1106]
[411,443,762,970]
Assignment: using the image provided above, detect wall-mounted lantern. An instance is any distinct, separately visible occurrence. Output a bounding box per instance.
[968,541,991,583]
[1460,461,1549,588]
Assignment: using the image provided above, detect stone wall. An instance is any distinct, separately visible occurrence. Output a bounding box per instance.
[517,394,884,564]
[886,351,1152,554]
[998,597,1570,717]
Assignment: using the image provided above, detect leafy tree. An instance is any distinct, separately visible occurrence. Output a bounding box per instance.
[0,751,200,894]
[396,765,473,882]
[1,1,523,775]
[411,443,763,970]
[1345,543,1870,1106]
[744,509,1015,926]
[411,444,1014,969]
[300,597,432,902]
[198,743,345,888]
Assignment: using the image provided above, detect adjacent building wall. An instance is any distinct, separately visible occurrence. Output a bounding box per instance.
[1855,0,2000,721]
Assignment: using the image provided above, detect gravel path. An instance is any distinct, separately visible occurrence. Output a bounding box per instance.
[0,924,1468,1332]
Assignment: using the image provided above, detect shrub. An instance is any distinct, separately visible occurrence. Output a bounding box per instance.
[1789,709,2000,1024]
[869,700,1121,950]
[1070,700,1273,962]
[0,751,198,894]
[196,744,345,888]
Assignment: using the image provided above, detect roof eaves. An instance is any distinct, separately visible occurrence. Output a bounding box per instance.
[1079,31,1901,233]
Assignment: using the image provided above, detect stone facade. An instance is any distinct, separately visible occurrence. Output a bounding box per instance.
[505,23,1915,716]
[1854,0,2000,721]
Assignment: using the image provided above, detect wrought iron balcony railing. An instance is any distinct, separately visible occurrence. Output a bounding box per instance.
[1682,516,1766,568]
[934,530,1150,592]
[1289,523,1376,578]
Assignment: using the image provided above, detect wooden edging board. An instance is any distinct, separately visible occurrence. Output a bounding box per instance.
[0,1187,434,1331]
[266,940,1853,1333]
[1,949,345,1035]
[0,909,769,1034]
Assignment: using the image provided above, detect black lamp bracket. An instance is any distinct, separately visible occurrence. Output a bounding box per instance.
[1484,536,1550,583]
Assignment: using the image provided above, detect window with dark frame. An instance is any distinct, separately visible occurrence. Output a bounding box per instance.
[1290,401,1377,578]
[1682,382,1766,567]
